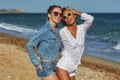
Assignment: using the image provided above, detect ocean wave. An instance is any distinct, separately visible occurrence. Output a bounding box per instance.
[0,22,38,33]
[86,35,119,45]
[114,43,120,50]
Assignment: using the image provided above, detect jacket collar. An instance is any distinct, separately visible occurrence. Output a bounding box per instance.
[45,20,59,32]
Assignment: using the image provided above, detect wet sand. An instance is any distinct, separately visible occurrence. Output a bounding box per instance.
[0,33,120,80]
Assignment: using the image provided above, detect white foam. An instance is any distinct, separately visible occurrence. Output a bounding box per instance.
[0,23,38,33]
[114,43,120,50]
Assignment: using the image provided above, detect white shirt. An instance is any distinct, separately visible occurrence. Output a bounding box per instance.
[60,13,94,65]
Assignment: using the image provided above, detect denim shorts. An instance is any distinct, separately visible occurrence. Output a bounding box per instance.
[36,61,57,78]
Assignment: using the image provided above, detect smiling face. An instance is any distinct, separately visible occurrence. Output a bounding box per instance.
[62,9,76,26]
[48,7,62,24]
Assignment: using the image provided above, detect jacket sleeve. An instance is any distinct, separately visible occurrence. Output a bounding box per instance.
[26,29,45,67]
[80,13,94,31]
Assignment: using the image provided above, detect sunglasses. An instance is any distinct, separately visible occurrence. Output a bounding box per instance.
[63,12,73,20]
[52,11,63,17]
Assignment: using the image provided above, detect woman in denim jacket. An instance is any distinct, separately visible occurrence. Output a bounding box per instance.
[26,5,63,80]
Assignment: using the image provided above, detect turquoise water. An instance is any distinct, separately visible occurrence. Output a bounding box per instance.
[0,13,120,63]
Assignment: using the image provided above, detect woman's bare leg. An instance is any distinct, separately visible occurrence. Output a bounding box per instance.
[56,67,70,80]
[70,76,75,80]
[41,73,58,80]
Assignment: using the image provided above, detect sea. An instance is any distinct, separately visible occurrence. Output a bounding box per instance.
[0,13,120,63]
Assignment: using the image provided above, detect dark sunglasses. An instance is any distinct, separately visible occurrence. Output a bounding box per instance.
[52,11,63,17]
[63,12,72,19]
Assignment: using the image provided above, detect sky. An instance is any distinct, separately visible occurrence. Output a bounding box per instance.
[0,0,120,13]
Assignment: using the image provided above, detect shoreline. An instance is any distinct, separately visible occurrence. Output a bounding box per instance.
[82,53,120,68]
[0,32,120,80]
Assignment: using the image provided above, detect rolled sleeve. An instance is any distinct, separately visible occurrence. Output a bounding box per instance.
[81,13,94,31]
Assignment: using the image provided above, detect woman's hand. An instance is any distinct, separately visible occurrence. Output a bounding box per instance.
[67,7,82,16]
[37,65,42,71]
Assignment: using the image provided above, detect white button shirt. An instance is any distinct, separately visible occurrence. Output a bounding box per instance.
[60,13,94,66]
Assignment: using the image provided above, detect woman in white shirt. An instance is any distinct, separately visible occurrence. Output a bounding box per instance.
[56,7,94,80]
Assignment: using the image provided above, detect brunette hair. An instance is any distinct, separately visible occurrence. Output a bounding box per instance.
[61,8,67,26]
[47,5,62,14]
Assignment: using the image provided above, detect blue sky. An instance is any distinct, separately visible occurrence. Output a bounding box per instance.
[0,0,120,13]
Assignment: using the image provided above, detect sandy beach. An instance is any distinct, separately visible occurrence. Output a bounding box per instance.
[0,33,120,80]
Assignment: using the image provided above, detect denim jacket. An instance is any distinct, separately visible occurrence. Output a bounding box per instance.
[26,21,63,67]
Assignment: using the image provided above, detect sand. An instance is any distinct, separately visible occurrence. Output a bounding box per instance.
[0,33,120,80]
